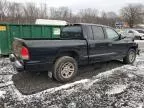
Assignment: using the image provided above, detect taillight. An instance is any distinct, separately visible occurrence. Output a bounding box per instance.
[20,47,29,60]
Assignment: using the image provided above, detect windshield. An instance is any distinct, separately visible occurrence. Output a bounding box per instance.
[61,26,83,39]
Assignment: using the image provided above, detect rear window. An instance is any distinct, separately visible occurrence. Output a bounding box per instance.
[61,26,82,39]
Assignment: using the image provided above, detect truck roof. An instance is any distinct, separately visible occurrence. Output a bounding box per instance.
[67,23,109,27]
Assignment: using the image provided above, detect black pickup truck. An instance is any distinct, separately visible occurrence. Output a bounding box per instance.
[10,23,139,82]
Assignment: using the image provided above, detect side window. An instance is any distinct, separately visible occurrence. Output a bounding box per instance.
[105,28,119,40]
[85,25,93,40]
[128,30,133,33]
[92,26,105,40]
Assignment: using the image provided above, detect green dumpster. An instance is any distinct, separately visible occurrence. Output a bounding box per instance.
[0,23,63,55]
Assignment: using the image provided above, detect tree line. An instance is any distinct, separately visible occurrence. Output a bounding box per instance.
[0,0,143,28]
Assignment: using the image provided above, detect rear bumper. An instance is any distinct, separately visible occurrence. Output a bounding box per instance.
[9,54,24,72]
[9,54,53,72]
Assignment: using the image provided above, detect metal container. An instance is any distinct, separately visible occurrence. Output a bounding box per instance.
[0,24,62,55]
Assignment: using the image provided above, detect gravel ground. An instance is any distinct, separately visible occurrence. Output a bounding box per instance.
[0,42,144,107]
[12,60,124,95]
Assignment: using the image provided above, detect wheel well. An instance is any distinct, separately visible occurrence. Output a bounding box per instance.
[129,47,136,51]
[54,51,79,63]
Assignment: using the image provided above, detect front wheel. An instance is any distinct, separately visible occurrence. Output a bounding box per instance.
[135,36,141,40]
[123,49,136,64]
[53,56,78,83]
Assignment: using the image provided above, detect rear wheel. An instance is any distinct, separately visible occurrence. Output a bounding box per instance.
[53,56,78,82]
[123,49,136,64]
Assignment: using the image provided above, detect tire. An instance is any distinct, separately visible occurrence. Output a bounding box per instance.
[123,49,136,64]
[53,56,78,83]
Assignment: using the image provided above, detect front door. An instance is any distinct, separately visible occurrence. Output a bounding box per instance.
[87,25,115,64]
[104,27,128,59]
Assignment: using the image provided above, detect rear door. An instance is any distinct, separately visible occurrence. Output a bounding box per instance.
[86,25,115,63]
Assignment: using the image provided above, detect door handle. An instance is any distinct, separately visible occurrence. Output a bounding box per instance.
[99,45,105,48]
[108,43,112,46]
[89,44,95,48]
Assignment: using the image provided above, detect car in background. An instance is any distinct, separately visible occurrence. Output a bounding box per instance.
[115,29,133,41]
[123,29,144,40]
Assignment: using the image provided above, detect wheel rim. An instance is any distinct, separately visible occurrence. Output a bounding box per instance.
[60,62,75,79]
[129,51,135,63]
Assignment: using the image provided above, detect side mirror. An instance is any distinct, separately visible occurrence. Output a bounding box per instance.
[119,34,122,40]
[119,34,126,40]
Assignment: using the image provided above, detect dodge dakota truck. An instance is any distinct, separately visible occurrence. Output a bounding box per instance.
[10,23,139,82]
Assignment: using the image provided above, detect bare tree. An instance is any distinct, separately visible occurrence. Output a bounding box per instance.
[39,3,48,19]
[120,4,144,28]
[78,8,98,23]
[23,3,39,23]
[106,12,117,19]
[50,7,72,22]
[7,2,25,23]
[107,12,118,27]
[0,0,121,27]
[0,0,9,22]
[101,11,107,24]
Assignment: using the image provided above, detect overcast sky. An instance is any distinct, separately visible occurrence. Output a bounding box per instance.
[7,0,144,14]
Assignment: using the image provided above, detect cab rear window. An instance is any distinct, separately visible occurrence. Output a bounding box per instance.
[61,26,82,39]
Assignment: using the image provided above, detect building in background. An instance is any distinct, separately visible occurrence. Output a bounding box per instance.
[115,21,129,28]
